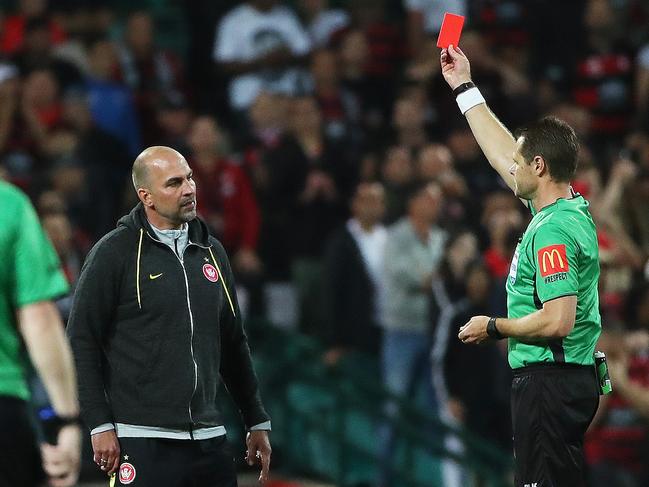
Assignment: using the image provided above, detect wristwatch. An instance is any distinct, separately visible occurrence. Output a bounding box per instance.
[453,81,476,97]
[486,317,505,340]
[39,407,81,444]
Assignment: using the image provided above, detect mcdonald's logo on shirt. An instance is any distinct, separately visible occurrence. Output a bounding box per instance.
[538,244,569,277]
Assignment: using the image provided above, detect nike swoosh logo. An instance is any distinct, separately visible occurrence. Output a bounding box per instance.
[149,273,163,280]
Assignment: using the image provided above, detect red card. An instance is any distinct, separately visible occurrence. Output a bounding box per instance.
[436,13,465,49]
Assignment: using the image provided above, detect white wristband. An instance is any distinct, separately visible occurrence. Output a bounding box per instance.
[456,87,486,115]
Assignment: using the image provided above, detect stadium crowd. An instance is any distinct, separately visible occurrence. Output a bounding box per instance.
[2,0,649,484]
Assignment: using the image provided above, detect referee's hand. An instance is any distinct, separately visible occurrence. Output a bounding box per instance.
[458,315,489,344]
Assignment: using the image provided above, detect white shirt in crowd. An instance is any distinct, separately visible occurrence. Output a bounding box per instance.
[404,0,467,34]
[307,8,349,47]
[214,3,311,110]
[347,219,388,326]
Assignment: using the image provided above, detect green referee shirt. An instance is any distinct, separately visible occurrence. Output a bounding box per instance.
[506,194,601,369]
[0,181,69,400]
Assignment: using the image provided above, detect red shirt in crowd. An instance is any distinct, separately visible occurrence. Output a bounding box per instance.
[0,15,65,54]
[191,157,260,253]
[585,352,649,473]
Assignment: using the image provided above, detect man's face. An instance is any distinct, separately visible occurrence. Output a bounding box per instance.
[144,155,197,227]
[353,184,385,224]
[411,184,442,223]
[510,137,537,199]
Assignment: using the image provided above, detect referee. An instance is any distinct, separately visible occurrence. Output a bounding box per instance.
[0,180,80,486]
[442,46,601,486]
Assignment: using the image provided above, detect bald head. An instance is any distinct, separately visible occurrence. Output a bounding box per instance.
[132,146,184,191]
[132,146,197,229]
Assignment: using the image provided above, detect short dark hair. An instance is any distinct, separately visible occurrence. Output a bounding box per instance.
[406,180,441,204]
[515,116,579,183]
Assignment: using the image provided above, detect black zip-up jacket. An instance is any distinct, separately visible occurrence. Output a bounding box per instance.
[67,204,269,432]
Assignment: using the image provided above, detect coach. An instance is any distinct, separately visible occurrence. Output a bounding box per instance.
[441,46,601,486]
[68,146,271,486]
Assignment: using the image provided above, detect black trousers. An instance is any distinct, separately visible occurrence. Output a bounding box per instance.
[115,435,238,487]
[511,363,599,487]
[0,396,45,487]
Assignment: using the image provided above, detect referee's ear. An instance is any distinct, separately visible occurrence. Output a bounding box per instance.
[533,155,547,177]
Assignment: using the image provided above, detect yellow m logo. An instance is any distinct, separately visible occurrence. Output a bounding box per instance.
[541,249,565,274]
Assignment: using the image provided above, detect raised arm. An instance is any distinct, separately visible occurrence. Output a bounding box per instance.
[440,45,518,194]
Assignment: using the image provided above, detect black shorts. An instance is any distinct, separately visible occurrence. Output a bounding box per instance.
[0,396,45,487]
[114,435,238,486]
[511,363,599,487]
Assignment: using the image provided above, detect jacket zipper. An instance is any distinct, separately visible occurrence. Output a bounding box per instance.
[146,231,200,426]
[178,256,198,425]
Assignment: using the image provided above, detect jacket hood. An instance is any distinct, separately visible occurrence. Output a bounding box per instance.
[117,203,212,247]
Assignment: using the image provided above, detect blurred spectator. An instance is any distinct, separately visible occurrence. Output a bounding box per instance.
[154,90,193,154]
[85,37,141,157]
[390,91,429,152]
[404,37,442,87]
[308,48,363,154]
[10,15,83,91]
[621,166,649,257]
[336,28,381,131]
[379,182,447,485]
[572,0,634,144]
[40,210,84,319]
[240,91,288,159]
[343,0,407,133]
[298,0,350,48]
[257,95,350,280]
[187,115,264,316]
[0,63,21,159]
[322,182,387,365]
[586,285,649,486]
[416,143,469,227]
[1,67,63,184]
[381,145,415,223]
[481,191,524,280]
[446,261,512,454]
[526,0,587,93]
[0,0,65,55]
[445,125,503,204]
[636,41,649,132]
[55,88,130,239]
[187,115,262,273]
[213,0,311,114]
[118,11,184,146]
[431,252,511,451]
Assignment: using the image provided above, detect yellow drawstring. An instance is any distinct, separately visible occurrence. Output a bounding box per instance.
[208,248,236,317]
[136,228,143,309]
[109,472,116,487]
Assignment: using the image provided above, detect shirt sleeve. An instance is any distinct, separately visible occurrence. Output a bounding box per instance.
[532,223,579,303]
[12,196,69,307]
[213,14,239,62]
[284,10,311,55]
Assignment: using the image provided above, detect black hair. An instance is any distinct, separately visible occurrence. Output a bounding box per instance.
[514,116,579,182]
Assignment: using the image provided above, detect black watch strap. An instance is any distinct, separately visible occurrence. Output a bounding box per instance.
[487,317,505,340]
[453,81,476,97]
[39,408,81,444]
